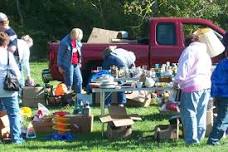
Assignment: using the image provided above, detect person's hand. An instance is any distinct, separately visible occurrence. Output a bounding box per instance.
[173,82,180,89]
[78,63,82,68]
[58,67,64,75]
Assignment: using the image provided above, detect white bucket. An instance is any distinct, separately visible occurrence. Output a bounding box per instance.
[194,28,225,57]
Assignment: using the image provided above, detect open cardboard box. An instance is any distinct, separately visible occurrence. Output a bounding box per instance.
[87,27,120,43]
[126,91,152,107]
[32,116,54,134]
[68,114,94,133]
[100,106,141,139]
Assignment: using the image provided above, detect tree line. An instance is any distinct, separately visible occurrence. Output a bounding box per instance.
[0,0,227,59]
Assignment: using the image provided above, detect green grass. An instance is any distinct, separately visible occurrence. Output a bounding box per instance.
[1,61,228,152]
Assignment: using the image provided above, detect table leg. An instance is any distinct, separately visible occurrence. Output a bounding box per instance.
[100,91,105,136]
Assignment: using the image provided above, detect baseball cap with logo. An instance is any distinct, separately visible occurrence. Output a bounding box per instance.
[0,12,8,22]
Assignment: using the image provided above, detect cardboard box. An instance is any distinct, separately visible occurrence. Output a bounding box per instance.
[67,115,94,133]
[87,27,119,43]
[106,122,132,139]
[126,91,152,107]
[100,106,141,139]
[154,124,181,140]
[22,86,46,107]
[32,116,53,134]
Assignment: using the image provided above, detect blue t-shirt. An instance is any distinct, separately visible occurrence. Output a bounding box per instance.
[5,27,18,56]
[211,58,228,97]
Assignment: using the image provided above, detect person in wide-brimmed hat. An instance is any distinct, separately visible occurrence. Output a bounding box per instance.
[174,34,212,145]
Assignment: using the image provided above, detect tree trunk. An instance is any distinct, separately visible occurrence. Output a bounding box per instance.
[16,0,24,26]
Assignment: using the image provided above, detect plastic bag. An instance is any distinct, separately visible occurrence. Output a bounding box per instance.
[33,103,50,121]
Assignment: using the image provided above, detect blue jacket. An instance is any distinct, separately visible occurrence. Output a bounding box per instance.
[57,34,82,70]
[211,58,228,97]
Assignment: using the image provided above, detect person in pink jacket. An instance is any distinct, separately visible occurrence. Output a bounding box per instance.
[174,34,212,144]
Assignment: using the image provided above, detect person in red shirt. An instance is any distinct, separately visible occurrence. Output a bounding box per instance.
[57,28,83,93]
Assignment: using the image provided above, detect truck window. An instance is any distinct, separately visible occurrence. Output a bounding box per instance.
[156,23,176,45]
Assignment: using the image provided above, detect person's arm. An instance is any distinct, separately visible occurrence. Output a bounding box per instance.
[57,41,67,74]
[23,45,31,79]
[174,48,194,85]
[77,40,83,66]
[6,28,18,53]
[127,51,136,68]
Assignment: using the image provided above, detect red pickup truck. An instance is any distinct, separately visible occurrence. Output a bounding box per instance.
[44,17,225,84]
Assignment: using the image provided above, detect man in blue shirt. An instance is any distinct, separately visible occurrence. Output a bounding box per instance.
[0,12,18,57]
[102,46,136,107]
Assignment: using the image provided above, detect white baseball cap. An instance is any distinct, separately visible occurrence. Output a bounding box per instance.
[0,12,8,22]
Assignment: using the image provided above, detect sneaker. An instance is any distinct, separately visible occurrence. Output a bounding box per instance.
[118,104,124,107]
[207,141,220,146]
[12,139,25,145]
[105,103,111,108]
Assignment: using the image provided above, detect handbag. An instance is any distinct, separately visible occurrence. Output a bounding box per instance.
[3,51,20,91]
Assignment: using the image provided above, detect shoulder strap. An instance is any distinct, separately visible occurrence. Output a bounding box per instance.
[7,50,9,66]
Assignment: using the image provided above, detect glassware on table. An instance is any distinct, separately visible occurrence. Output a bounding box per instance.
[97,66,102,72]
[142,65,148,70]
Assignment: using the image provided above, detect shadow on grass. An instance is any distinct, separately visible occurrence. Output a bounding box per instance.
[16,130,184,151]
[142,112,172,121]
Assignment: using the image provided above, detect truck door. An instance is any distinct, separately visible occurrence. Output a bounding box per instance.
[150,21,184,66]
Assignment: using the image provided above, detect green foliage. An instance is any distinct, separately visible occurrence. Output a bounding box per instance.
[0,0,228,59]
[123,0,227,35]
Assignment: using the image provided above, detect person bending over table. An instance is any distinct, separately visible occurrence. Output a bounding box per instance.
[102,46,136,107]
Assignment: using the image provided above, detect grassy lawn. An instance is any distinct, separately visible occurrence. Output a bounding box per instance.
[1,61,228,152]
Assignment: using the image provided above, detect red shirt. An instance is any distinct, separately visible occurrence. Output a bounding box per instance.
[71,40,79,64]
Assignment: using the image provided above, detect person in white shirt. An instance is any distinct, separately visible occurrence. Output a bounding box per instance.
[17,35,34,87]
[0,32,24,144]
[174,34,212,145]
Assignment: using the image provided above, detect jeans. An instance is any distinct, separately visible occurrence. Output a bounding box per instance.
[64,64,82,93]
[207,97,228,145]
[0,96,23,143]
[180,89,210,144]
[105,91,127,105]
